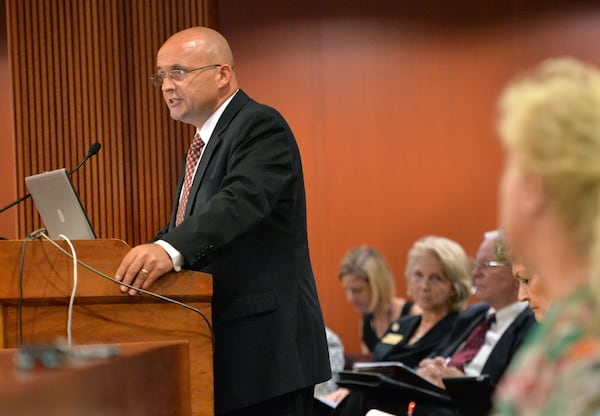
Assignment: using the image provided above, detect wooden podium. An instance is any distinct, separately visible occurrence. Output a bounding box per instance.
[1,340,191,415]
[0,239,213,416]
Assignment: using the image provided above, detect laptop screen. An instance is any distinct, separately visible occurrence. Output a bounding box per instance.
[25,168,96,240]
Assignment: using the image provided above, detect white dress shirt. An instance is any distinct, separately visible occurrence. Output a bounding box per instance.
[463,301,529,376]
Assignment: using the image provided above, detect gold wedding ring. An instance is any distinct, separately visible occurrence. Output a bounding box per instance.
[140,268,150,276]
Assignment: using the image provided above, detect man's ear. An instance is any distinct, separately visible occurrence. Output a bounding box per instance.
[217,64,233,87]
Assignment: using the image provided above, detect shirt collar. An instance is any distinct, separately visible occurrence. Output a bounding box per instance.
[490,301,529,327]
[198,89,239,144]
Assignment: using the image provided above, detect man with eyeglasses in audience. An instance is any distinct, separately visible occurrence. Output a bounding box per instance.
[417,230,535,388]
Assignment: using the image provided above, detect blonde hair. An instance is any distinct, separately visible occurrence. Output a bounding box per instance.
[405,236,472,312]
[338,246,395,313]
[498,57,600,299]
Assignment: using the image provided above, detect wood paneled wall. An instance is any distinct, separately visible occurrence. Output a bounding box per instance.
[218,0,600,353]
[5,0,600,355]
[8,0,216,244]
[0,0,16,238]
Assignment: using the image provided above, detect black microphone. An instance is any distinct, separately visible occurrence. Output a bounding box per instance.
[68,142,102,175]
[0,142,102,214]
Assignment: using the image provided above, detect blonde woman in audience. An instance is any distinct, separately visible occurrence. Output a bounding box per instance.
[492,57,600,415]
[338,246,420,354]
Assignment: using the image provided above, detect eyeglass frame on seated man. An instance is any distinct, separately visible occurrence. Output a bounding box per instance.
[472,260,511,270]
[150,63,222,87]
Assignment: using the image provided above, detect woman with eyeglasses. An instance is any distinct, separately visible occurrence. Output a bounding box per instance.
[492,57,600,415]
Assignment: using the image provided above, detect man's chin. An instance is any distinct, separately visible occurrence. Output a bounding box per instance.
[168,106,188,121]
[169,110,183,121]
[473,287,487,299]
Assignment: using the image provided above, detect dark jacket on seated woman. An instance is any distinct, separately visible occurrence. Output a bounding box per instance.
[362,300,415,352]
[371,311,459,368]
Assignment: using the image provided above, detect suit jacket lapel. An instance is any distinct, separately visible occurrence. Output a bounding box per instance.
[481,309,522,377]
[449,311,487,355]
[181,89,251,220]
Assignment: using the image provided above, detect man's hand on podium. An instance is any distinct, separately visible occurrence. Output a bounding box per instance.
[115,244,173,296]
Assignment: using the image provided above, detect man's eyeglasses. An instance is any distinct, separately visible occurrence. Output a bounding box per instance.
[150,64,222,87]
[472,260,511,269]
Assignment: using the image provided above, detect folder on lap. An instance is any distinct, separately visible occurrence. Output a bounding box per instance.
[442,375,495,416]
[337,362,496,415]
[336,362,452,405]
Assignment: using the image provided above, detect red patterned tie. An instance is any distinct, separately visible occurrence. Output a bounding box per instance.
[447,313,496,372]
[175,133,205,226]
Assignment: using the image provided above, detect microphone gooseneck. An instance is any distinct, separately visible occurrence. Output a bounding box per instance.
[0,142,102,214]
[68,142,102,175]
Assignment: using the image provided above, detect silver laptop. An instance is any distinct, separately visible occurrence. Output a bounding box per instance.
[25,168,96,240]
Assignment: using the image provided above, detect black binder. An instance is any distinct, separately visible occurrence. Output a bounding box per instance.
[337,363,453,405]
[337,362,496,415]
[442,375,495,416]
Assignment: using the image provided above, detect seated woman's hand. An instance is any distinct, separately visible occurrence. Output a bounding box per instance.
[324,387,351,404]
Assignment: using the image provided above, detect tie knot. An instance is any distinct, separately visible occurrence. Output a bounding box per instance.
[446,311,496,371]
[480,313,496,331]
[190,133,205,152]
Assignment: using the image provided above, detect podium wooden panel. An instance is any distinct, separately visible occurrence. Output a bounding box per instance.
[0,340,191,415]
[0,239,213,416]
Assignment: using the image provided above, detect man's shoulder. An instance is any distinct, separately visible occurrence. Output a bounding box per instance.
[232,89,271,112]
[240,90,292,119]
[214,90,290,139]
[459,302,490,319]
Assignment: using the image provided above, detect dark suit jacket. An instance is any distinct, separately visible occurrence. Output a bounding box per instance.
[153,90,331,414]
[432,302,537,384]
[371,312,459,368]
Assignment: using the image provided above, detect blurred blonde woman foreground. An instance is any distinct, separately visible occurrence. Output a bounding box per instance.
[493,57,600,415]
